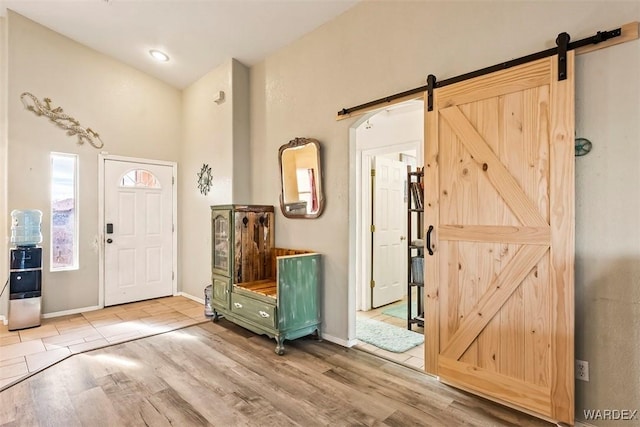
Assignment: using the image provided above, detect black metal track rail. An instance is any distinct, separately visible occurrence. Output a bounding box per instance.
[337,27,622,116]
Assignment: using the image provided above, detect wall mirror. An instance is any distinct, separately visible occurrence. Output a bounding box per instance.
[279,137,325,219]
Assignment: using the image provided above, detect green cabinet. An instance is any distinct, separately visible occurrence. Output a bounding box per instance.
[210,204,275,284]
[211,209,232,278]
[230,293,277,330]
[211,275,230,309]
[210,205,321,355]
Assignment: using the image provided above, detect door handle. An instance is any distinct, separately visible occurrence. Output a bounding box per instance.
[400,236,407,241]
[106,238,113,244]
[426,225,434,256]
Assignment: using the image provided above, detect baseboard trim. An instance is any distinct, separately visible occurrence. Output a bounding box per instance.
[0,315,6,326]
[42,305,102,319]
[178,292,204,305]
[41,295,204,320]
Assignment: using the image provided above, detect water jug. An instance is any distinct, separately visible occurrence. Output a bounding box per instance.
[11,209,43,246]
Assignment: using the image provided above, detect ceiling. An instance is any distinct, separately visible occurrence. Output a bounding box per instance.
[0,0,360,89]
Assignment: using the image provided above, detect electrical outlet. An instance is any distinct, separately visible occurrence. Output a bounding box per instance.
[576,359,589,381]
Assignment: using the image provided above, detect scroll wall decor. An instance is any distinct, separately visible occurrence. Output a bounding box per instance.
[20,92,104,149]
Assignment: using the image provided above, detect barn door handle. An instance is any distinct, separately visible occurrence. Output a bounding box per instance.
[426,225,434,256]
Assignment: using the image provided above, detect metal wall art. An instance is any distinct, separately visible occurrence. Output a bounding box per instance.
[20,92,104,149]
[575,137,593,156]
[197,164,213,195]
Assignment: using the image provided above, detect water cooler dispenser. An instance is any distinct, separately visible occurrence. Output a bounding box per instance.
[8,210,43,331]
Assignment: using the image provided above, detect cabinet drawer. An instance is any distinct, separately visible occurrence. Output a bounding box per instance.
[230,294,276,329]
[212,276,230,308]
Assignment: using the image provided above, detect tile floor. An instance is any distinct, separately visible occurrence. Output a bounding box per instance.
[355,298,425,370]
[0,296,207,390]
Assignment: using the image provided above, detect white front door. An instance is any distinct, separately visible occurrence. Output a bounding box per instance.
[372,156,407,308]
[104,159,174,306]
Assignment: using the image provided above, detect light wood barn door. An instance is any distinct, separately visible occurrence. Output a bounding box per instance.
[424,54,575,424]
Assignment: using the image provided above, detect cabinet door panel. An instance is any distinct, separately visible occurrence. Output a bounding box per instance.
[211,209,232,277]
[212,275,230,308]
[277,254,320,330]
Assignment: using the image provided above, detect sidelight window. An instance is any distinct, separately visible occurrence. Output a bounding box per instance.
[50,152,79,271]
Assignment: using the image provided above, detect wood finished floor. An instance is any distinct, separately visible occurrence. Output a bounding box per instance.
[0,296,208,389]
[0,319,554,427]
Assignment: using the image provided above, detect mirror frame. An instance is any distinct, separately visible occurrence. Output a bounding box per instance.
[278,137,325,219]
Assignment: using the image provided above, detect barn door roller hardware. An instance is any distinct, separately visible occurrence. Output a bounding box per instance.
[426,74,436,112]
[556,32,570,81]
[338,24,634,117]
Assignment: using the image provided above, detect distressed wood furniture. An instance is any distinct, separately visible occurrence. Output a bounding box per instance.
[210,205,321,354]
[211,205,275,286]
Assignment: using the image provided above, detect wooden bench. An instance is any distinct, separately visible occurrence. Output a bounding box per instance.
[220,247,320,355]
[233,248,313,299]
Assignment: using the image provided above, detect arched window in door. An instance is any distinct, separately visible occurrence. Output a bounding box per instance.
[120,169,161,188]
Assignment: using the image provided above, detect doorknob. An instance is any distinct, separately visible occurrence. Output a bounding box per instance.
[400,236,407,241]
[106,238,113,244]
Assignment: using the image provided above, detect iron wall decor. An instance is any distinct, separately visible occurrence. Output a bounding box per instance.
[197,164,212,195]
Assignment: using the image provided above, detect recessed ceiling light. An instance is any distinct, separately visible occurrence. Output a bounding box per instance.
[149,49,170,62]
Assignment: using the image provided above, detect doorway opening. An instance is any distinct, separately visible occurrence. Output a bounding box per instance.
[98,154,178,308]
[350,99,425,368]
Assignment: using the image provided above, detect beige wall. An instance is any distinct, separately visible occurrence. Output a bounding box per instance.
[4,11,181,314]
[179,58,250,298]
[249,1,640,424]
[0,17,7,317]
[574,41,640,425]
[232,59,251,204]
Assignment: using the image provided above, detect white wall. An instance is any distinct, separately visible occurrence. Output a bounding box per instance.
[249,1,640,423]
[355,104,423,153]
[4,11,181,314]
[179,58,250,299]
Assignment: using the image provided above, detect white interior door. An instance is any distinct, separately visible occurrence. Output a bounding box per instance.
[104,159,174,306]
[372,156,407,308]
